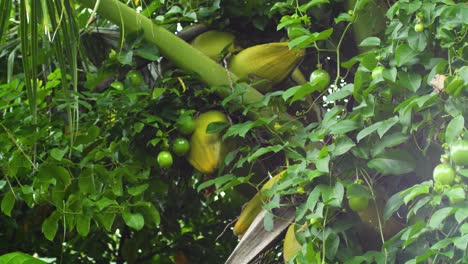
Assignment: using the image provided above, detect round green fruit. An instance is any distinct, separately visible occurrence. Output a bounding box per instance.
[111,81,124,90]
[176,115,196,135]
[157,151,173,168]
[414,23,424,33]
[371,66,385,80]
[348,197,369,212]
[433,164,455,185]
[172,138,190,156]
[450,140,468,166]
[127,70,143,86]
[309,69,330,91]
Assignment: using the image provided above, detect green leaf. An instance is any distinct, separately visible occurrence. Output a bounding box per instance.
[395,44,418,66]
[78,169,96,194]
[96,197,118,211]
[367,149,415,175]
[455,206,468,224]
[76,215,91,237]
[428,207,454,229]
[359,37,381,47]
[127,184,149,196]
[42,211,60,241]
[50,148,67,161]
[96,213,116,232]
[316,155,330,173]
[331,136,355,157]
[248,145,284,162]
[299,0,329,12]
[0,252,48,264]
[151,88,166,100]
[134,42,160,60]
[371,132,409,157]
[329,120,359,135]
[325,84,353,103]
[224,116,275,139]
[407,29,427,52]
[135,201,161,227]
[445,115,464,144]
[37,165,71,187]
[454,234,468,251]
[384,191,405,221]
[1,191,15,217]
[398,71,422,92]
[122,208,144,231]
[403,182,431,205]
[356,116,398,142]
[263,210,274,232]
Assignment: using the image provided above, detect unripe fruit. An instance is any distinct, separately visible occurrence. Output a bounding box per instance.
[414,23,424,33]
[433,164,455,185]
[348,196,369,212]
[371,66,385,80]
[450,140,468,166]
[157,151,173,168]
[172,138,190,156]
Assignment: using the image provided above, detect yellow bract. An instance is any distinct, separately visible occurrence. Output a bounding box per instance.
[283,224,302,263]
[186,111,229,174]
[233,170,286,236]
[191,30,236,62]
[228,42,305,92]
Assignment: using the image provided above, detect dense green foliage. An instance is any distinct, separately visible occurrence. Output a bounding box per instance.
[0,0,467,263]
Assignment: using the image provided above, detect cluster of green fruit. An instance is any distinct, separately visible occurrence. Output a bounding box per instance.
[433,140,468,187]
[156,114,195,168]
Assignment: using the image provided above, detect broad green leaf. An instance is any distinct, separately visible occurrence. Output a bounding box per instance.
[247,144,284,162]
[398,71,422,92]
[0,252,47,264]
[329,120,359,135]
[454,234,468,251]
[78,169,96,194]
[407,29,427,52]
[151,87,166,99]
[127,184,149,196]
[299,0,329,12]
[428,207,454,229]
[455,206,468,224]
[376,116,399,138]
[316,155,330,173]
[395,44,418,66]
[122,209,144,231]
[96,213,116,232]
[50,148,67,161]
[445,115,464,144]
[42,211,60,241]
[37,165,71,187]
[96,197,118,211]
[368,149,415,175]
[325,84,353,103]
[134,42,160,60]
[356,116,398,142]
[263,210,274,232]
[384,191,405,221]
[359,37,381,47]
[331,136,355,157]
[76,215,91,236]
[135,201,161,227]
[371,132,409,157]
[1,191,15,217]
